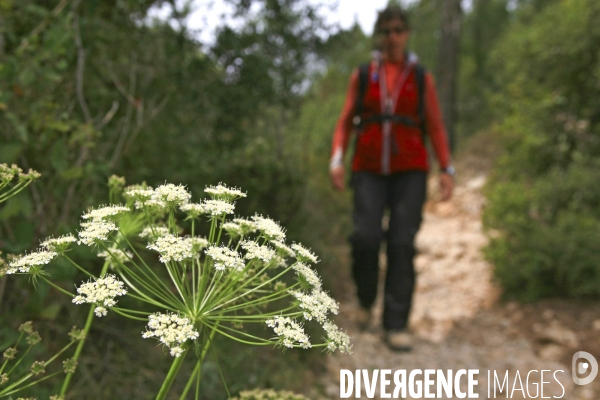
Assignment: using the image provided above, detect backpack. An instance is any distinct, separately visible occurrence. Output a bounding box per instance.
[352,62,427,139]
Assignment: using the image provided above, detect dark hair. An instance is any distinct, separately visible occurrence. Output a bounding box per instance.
[374,5,410,34]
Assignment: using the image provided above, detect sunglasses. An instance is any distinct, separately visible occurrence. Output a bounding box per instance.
[380,27,407,36]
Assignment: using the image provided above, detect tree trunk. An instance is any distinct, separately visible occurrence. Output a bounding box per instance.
[436,0,463,152]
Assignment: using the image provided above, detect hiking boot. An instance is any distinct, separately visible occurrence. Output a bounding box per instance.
[356,308,371,331]
[385,329,413,352]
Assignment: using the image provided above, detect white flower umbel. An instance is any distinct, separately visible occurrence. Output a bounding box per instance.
[40,234,77,253]
[7,250,58,274]
[199,199,235,216]
[72,274,127,316]
[78,220,117,246]
[142,312,199,357]
[124,186,154,201]
[291,243,319,264]
[147,234,193,263]
[241,240,275,263]
[222,222,243,238]
[97,246,133,269]
[82,205,130,221]
[270,240,295,258]
[266,316,311,349]
[134,198,166,211]
[322,321,352,354]
[232,218,257,235]
[139,226,170,239]
[205,246,245,271]
[187,237,209,254]
[290,289,339,323]
[292,262,322,289]
[180,203,205,218]
[204,183,246,201]
[252,215,286,242]
[152,184,191,207]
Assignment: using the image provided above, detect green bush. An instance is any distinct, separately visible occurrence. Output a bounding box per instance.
[483,0,600,300]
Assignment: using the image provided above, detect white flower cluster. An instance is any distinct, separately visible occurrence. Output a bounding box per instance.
[205,246,245,271]
[323,321,352,354]
[7,250,58,274]
[252,215,285,242]
[232,218,257,235]
[139,226,170,239]
[291,243,319,264]
[270,240,295,258]
[72,274,128,317]
[292,262,321,289]
[97,246,133,268]
[152,184,191,207]
[179,203,204,217]
[265,316,311,349]
[222,222,243,237]
[124,187,154,201]
[78,220,118,246]
[147,234,193,263]
[290,289,339,323]
[142,312,199,357]
[187,237,209,253]
[201,199,236,216]
[241,240,275,263]
[40,234,77,253]
[0,163,40,182]
[204,183,246,201]
[82,205,129,221]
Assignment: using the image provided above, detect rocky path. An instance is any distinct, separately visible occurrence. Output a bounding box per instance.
[315,169,600,400]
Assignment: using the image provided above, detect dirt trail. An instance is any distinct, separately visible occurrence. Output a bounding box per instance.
[314,138,600,400]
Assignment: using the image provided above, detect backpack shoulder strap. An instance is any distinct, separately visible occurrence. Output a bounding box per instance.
[353,63,370,127]
[414,63,427,137]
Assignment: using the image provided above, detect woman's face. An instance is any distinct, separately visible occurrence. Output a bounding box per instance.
[378,18,410,59]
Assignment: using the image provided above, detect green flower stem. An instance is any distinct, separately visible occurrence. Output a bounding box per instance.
[39,276,74,297]
[0,371,62,398]
[7,345,33,375]
[110,239,183,305]
[155,348,188,400]
[111,307,150,321]
[204,323,271,346]
[118,270,184,310]
[63,254,95,278]
[59,262,109,397]
[178,359,201,400]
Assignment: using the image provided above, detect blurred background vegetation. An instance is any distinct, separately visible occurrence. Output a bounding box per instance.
[1,0,599,397]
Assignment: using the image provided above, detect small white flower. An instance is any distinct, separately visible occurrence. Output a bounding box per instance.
[232,218,257,235]
[134,198,166,211]
[152,184,191,207]
[186,237,209,253]
[78,220,117,246]
[290,289,339,323]
[124,186,154,201]
[180,203,204,218]
[241,240,275,263]
[292,262,322,289]
[40,234,77,253]
[270,240,295,258]
[73,274,128,316]
[139,226,170,239]
[291,243,319,264]
[199,199,235,216]
[94,307,108,317]
[222,222,243,237]
[265,316,311,349]
[204,183,246,201]
[252,215,286,242]
[7,250,58,274]
[147,234,193,263]
[142,312,199,357]
[205,246,245,271]
[322,321,352,354]
[82,205,129,221]
[97,246,133,269]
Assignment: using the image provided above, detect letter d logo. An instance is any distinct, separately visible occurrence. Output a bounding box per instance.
[572,351,598,385]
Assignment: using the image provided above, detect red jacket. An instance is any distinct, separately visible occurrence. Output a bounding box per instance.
[331,56,451,174]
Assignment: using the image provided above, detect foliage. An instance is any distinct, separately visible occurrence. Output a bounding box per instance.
[231,388,307,400]
[483,0,600,300]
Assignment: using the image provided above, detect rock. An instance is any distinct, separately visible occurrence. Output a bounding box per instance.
[534,321,579,348]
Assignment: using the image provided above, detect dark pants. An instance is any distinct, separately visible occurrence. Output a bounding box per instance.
[349,170,427,331]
